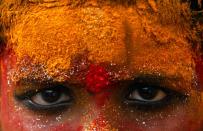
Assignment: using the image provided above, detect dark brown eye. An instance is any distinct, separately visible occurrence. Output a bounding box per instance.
[41,89,61,103]
[128,86,166,102]
[15,84,74,111]
[123,79,188,110]
[31,87,71,106]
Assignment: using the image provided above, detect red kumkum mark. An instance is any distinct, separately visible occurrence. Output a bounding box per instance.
[85,64,110,93]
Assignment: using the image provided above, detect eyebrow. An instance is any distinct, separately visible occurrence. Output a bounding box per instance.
[14,72,195,96]
[14,78,65,95]
[123,73,195,92]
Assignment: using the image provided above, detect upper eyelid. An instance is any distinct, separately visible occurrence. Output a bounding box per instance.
[119,74,193,94]
[14,72,194,95]
[14,78,68,96]
[122,79,190,106]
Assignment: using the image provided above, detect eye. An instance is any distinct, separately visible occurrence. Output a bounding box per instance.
[124,82,188,110]
[15,84,73,111]
[128,86,166,102]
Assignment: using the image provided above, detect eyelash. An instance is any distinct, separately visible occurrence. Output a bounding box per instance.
[15,79,188,114]
[15,84,73,112]
[123,82,188,111]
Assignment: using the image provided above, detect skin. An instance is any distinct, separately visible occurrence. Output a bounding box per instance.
[0,0,203,131]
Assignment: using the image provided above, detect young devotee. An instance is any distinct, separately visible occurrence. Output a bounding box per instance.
[0,0,203,130]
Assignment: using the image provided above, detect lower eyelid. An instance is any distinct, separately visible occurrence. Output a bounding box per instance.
[31,93,71,105]
[129,90,167,102]
[21,98,73,111]
[123,84,189,109]
[15,84,75,112]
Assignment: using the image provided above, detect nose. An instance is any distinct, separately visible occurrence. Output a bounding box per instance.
[83,114,111,130]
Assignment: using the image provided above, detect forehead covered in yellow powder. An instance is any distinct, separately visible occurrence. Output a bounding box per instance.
[2,0,196,84]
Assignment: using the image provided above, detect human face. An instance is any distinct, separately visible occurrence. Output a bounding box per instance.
[0,0,203,131]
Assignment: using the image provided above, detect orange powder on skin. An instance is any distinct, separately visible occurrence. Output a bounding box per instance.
[11,7,127,80]
[2,1,198,87]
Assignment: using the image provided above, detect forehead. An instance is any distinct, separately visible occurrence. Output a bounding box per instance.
[6,1,195,82]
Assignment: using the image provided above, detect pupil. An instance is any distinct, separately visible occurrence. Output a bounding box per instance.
[41,89,61,103]
[138,87,158,100]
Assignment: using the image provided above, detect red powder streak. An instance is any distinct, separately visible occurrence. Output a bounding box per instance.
[1,51,23,131]
[119,122,143,131]
[88,114,109,130]
[195,55,203,91]
[85,64,110,93]
[51,124,82,131]
[48,116,84,131]
[1,54,11,130]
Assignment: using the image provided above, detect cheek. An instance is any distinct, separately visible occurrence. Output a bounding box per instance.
[1,56,22,131]
[116,112,201,131]
[195,55,203,117]
[0,52,30,131]
[196,55,203,126]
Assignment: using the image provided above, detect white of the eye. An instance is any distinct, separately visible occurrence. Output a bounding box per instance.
[129,89,166,102]
[31,93,70,106]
